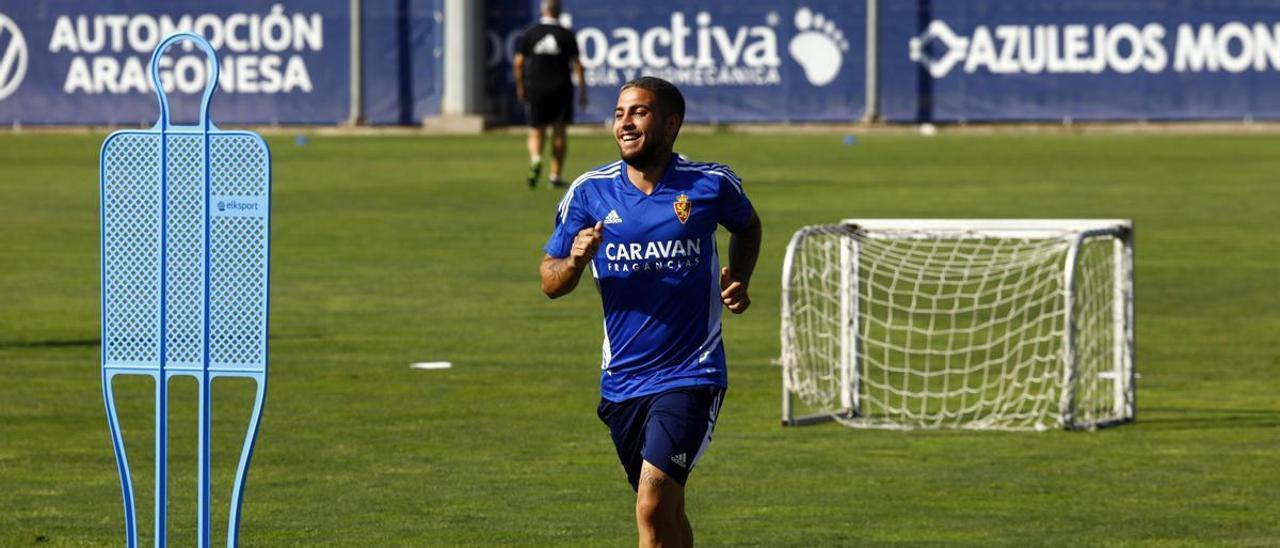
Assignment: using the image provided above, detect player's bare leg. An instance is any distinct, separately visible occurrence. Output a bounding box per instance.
[527,125,546,188]
[636,461,686,548]
[550,122,569,187]
[676,486,693,547]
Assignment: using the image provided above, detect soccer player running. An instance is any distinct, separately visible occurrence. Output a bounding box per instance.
[539,77,761,548]
[514,0,588,189]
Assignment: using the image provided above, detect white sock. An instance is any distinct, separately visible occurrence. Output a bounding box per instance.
[531,155,542,166]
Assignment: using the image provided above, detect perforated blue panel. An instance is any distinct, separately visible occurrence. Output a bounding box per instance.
[165,135,205,369]
[209,135,269,371]
[102,134,162,367]
[101,132,270,374]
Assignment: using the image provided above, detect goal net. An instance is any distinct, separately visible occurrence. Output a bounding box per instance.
[780,219,1135,431]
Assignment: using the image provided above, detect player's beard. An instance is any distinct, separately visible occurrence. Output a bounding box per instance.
[618,131,666,171]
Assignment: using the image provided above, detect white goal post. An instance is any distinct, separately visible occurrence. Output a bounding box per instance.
[780,219,1135,431]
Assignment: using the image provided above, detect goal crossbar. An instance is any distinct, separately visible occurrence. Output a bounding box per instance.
[841,218,1132,239]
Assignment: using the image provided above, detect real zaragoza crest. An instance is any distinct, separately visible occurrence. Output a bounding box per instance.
[673,194,691,224]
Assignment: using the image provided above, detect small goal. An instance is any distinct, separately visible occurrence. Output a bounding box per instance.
[780,219,1135,431]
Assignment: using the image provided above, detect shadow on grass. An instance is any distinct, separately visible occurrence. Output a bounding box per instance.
[0,332,327,350]
[1138,406,1280,430]
[0,338,100,349]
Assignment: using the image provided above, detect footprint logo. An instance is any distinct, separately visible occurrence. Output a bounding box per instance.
[788,7,849,87]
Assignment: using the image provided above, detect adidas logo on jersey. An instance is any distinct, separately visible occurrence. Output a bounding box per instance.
[604,210,623,225]
[533,34,561,55]
[671,453,688,468]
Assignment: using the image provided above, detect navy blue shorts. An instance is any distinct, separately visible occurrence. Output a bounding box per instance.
[597,385,726,491]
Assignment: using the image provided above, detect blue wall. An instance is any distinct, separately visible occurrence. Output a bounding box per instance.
[3,0,1280,124]
[362,0,443,125]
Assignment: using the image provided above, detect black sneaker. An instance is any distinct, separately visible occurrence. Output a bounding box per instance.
[550,176,568,189]
[527,159,542,189]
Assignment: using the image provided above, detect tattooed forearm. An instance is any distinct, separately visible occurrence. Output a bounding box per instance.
[540,255,584,298]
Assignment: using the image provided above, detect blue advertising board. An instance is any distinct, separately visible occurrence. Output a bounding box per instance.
[0,0,350,125]
[517,0,865,124]
[879,0,1280,122]
[343,0,870,126]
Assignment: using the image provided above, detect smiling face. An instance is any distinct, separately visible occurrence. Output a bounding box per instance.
[614,87,679,168]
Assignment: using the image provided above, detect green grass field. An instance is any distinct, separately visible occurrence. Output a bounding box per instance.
[2,129,1278,546]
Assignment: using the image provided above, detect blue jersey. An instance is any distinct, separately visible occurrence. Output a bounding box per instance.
[544,155,755,402]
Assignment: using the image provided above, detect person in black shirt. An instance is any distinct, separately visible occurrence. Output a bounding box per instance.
[514,0,587,188]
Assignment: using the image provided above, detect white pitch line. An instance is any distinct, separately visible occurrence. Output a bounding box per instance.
[410,361,452,370]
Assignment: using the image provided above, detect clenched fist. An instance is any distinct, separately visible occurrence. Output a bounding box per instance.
[570,221,604,268]
[720,266,750,314]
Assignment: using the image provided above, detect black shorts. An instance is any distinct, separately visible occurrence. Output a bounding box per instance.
[597,385,726,491]
[525,88,574,127]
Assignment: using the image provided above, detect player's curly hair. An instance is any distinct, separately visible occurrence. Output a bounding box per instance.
[621,77,685,123]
